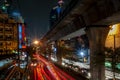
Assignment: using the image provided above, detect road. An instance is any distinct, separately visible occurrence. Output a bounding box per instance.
[28,53,75,80]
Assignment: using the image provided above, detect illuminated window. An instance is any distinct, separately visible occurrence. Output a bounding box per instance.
[7,42,11,46]
[0,42,3,46]
[0,35,3,39]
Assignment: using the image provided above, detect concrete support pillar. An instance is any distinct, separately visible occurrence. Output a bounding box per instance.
[85,26,110,80]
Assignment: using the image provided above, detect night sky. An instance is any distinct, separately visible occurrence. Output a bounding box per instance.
[19,0,57,39]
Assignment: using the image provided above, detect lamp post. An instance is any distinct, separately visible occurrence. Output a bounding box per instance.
[33,40,39,53]
[109,25,118,80]
[112,34,116,80]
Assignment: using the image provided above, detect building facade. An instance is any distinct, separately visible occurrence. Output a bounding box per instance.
[0,18,18,55]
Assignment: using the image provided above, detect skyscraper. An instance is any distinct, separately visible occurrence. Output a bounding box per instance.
[49,0,64,29]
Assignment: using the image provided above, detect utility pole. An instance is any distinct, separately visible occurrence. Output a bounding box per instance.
[113,34,116,80]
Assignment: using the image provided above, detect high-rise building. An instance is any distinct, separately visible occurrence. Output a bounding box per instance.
[49,0,64,29]
[0,15,18,55]
[0,0,26,56]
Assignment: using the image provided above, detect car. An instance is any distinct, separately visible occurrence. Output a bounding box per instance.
[30,58,38,66]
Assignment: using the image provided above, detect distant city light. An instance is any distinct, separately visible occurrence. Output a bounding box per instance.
[105,61,112,67]
[2,6,6,10]
[54,48,57,52]
[19,24,22,49]
[62,62,65,65]
[12,12,20,16]
[116,63,120,69]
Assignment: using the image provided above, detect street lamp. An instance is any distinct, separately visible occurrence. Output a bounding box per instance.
[109,25,117,50]
[33,40,39,53]
[33,40,39,45]
[80,51,84,57]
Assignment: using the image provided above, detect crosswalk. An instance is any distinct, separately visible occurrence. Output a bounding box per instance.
[62,59,120,80]
[105,69,120,79]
